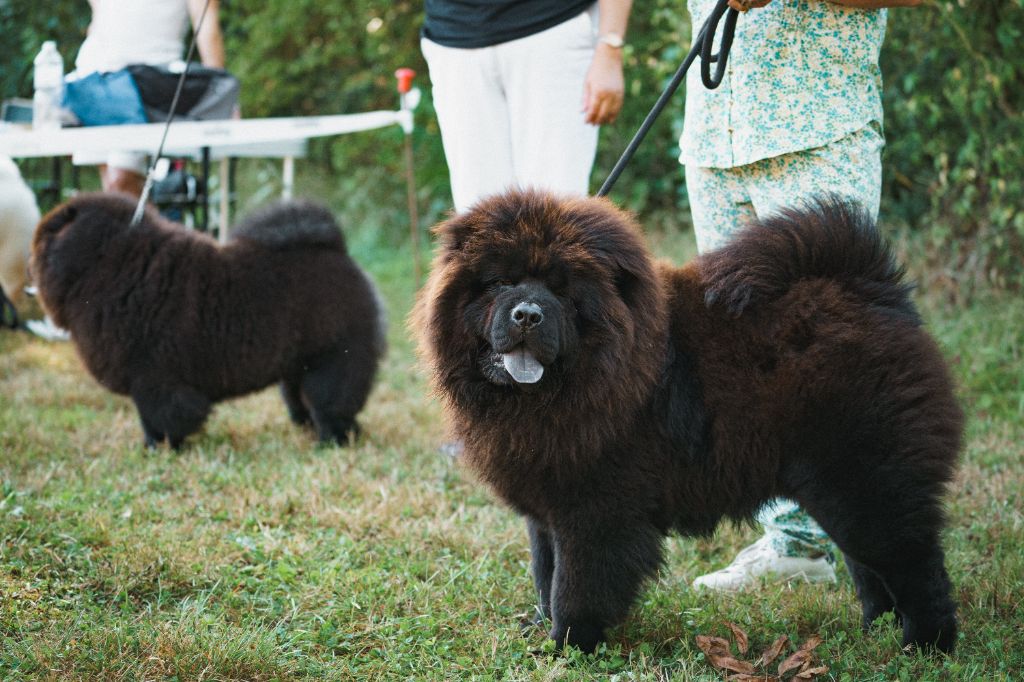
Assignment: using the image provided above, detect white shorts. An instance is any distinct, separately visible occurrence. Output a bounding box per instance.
[71,149,149,175]
[422,4,600,212]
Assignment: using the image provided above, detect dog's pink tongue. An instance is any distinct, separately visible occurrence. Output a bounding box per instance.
[502,348,544,384]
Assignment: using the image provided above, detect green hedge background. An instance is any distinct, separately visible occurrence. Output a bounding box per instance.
[2,0,1021,289]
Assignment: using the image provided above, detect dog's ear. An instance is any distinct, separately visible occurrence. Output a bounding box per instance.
[32,204,78,260]
[431,189,537,256]
[38,204,78,234]
[58,204,77,223]
[577,199,656,307]
[432,209,476,255]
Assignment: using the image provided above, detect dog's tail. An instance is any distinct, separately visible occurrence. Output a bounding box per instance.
[231,200,346,251]
[700,195,918,322]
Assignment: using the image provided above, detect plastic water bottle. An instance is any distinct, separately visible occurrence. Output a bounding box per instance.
[33,41,64,131]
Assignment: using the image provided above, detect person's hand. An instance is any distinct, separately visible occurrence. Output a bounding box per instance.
[728,0,772,11]
[582,44,625,126]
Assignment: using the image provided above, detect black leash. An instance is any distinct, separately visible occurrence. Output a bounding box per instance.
[131,0,213,226]
[597,0,739,197]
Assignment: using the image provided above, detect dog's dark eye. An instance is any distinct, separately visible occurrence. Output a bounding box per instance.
[485,278,512,290]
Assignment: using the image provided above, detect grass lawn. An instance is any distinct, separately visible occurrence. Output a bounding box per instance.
[1,200,1022,680]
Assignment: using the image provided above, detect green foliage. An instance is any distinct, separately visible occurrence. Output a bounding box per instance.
[598,0,694,213]
[220,0,452,242]
[882,0,1024,291]
[2,0,1021,286]
[0,1,89,101]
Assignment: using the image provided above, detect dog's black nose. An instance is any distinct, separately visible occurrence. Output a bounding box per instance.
[511,301,543,330]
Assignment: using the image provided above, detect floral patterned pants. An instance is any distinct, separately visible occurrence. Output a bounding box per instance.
[685,125,884,251]
[684,124,884,559]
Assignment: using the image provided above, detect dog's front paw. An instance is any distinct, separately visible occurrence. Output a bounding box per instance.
[550,621,605,654]
[520,607,549,635]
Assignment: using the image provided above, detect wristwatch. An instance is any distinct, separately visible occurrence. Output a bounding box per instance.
[597,32,625,49]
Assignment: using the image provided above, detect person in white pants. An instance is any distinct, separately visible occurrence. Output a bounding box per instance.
[421,0,633,212]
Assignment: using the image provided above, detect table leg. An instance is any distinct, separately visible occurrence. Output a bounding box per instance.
[282,156,294,199]
[219,156,230,243]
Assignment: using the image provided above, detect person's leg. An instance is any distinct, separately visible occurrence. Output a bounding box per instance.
[100,151,149,197]
[692,500,837,591]
[746,125,884,221]
[754,498,835,566]
[688,164,834,591]
[421,38,516,212]
[746,125,884,564]
[499,7,599,197]
[690,127,883,591]
[100,166,145,196]
[684,163,756,252]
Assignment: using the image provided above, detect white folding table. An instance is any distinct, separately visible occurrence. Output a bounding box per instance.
[0,110,413,240]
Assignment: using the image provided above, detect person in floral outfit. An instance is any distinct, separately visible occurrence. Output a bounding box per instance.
[679,0,922,591]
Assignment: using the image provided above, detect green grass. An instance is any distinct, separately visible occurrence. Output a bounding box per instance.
[1,203,1022,680]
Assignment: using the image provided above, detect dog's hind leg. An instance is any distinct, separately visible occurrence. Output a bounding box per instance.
[131,381,211,450]
[301,367,359,445]
[280,376,311,426]
[796,484,957,653]
[299,350,375,445]
[843,553,898,628]
[137,412,167,449]
[872,545,957,653]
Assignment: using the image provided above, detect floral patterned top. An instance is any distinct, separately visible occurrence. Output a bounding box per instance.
[678,0,887,169]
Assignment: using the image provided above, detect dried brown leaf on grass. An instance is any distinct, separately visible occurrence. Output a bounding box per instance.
[797,634,823,652]
[696,634,732,657]
[795,665,829,679]
[699,629,827,680]
[696,634,756,675]
[777,635,827,678]
[758,635,789,666]
[777,650,812,677]
[726,622,750,654]
[711,657,757,675]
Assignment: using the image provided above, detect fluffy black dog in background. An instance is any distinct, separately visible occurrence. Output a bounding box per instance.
[32,194,385,448]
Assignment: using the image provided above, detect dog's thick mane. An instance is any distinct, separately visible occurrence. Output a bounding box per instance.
[700,196,918,322]
[231,200,345,251]
[419,190,669,479]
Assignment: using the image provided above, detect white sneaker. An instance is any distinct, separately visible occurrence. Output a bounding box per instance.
[25,316,71,342]
[692,535,836,592]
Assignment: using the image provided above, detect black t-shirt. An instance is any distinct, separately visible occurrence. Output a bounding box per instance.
[423,0,595,48]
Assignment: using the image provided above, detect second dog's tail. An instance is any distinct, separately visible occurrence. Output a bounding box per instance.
[700,195,918,322]
[231,200,347,252]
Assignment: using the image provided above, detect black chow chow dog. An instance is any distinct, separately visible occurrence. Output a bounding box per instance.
[33,194,386,448]
[415,189,962,654]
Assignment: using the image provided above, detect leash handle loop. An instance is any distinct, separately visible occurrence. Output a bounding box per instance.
[699,0,739,89]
